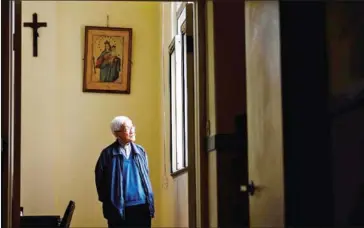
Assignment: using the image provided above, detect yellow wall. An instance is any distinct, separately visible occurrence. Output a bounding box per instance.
[21,1,163,227]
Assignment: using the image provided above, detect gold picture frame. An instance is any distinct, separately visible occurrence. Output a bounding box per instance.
[83,26,132,94]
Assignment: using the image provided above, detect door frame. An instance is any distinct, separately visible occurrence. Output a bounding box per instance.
[2,0,11,226]
[192,1,209,227]
[3,0,22,227]
[9,1,208,228]
[13,1,22,227]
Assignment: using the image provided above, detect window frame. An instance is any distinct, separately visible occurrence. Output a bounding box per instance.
[169,3,190,177]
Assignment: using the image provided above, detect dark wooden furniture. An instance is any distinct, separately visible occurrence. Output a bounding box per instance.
[20,215,60,227]
[20,200,75,228]
[59,201,75,228]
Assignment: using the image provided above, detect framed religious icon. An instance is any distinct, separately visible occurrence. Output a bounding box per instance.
[83,26,132,94]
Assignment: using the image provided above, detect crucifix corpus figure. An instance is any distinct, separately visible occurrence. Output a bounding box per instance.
[23,13,47,57]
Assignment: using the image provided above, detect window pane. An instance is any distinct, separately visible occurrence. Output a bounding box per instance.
[175,2,183,11]
[183,34,188,167]
[175,35,184,170]
[170,50,177,172]
[177,8,186,35]
[170,3,193,173]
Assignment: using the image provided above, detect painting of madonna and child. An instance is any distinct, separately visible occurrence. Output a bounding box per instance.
[83,26,132,94]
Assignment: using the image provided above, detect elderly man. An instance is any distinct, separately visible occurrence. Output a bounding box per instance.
[95,116,154,228]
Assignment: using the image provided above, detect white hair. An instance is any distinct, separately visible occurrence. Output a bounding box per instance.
[110,116,132,136]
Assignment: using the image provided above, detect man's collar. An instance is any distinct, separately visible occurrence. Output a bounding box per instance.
[112,140,141,156]
[117,139,130,148]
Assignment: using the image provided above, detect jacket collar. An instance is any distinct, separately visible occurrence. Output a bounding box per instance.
[111,140,141,156]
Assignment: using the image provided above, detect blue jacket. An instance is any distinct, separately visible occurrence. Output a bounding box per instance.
[95,141,155,220]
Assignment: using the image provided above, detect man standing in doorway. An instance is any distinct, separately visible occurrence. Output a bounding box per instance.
[95,116,155,228]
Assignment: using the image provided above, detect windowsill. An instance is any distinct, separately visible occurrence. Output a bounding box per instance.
[170,167,188,178]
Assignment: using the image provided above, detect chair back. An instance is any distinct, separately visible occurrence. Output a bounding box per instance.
[59,201,75,228]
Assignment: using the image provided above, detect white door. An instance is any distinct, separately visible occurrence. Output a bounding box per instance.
[244,1,285,227]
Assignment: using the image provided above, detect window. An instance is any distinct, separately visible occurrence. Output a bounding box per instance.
[169,2,193,175]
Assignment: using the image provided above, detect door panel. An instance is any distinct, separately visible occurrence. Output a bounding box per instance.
[212,2,249,227]
[244,1,285,227]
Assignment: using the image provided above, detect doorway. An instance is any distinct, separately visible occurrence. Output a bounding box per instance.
[5,1,208,227]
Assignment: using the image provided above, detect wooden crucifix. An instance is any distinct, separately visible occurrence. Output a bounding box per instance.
[23,13,47,57]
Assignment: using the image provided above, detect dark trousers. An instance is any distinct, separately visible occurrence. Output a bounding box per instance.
[107,204,151,228]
